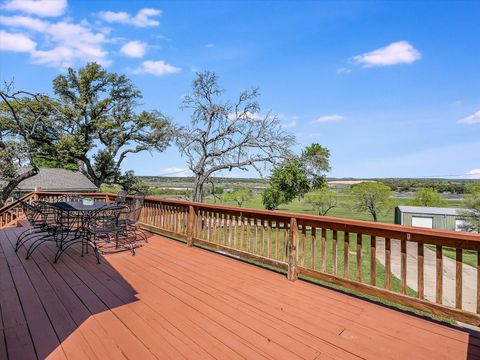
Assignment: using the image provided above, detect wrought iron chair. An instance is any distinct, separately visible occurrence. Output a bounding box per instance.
[16,201,75,259]
[15,200,47,251]
[114,191,128,206]
[63,205,126,263]
[118,191,147,243]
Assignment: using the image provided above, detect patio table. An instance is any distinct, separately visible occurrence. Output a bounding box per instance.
[49,201,117,262]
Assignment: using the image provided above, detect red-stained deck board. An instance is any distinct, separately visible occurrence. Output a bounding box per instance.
[1,225,480,359]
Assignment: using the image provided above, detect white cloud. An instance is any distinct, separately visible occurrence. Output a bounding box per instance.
[0,15,110,68]
[466,169,480,179]
[98,8,161,27]
[0,30,36,52]
[336,67,351,74]
[353,41,421,67]
[205,43,215,48]
[281,120,296,129]
[2,0,66,17]
[120,40,147,58]
[132,60,181,76]
[458,110,480,125]
[312,114,344,123]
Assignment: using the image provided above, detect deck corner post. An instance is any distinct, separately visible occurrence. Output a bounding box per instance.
[187,205,196,247]
[287,217,298,281]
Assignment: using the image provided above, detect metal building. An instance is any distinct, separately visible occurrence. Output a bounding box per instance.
[394,205,469,231]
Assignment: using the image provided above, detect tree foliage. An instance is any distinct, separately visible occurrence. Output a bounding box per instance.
[350,182,392,222]
[412,187,447,207]
[458,182,480,233]
[304,189,339,216]
[262,143,330,210]
[0,86,58,206]
[176,71,295,202]
[223,187,253,207]
[53,62,173,187]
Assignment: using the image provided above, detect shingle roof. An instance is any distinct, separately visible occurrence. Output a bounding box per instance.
[14,168,97,192]
[396,205,468,216]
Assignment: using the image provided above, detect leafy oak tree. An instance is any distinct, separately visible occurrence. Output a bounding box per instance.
[176,71,295,202]
[0,86,58,206]
[412,187,447,207]
[53,62,173,187]
[262,143,331,210]
[350,182,392,222]
[304,189,339,216]
[223,186,253,207]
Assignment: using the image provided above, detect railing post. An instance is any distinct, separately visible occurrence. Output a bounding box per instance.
[287,217,298,281]
[187,205,196,247]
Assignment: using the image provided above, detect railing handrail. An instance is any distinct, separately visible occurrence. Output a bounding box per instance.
[139,196,480,246]
[14,191,480,246]
[0,192,36,214]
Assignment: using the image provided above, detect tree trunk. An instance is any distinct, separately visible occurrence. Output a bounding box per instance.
[0,167,39,207]
[192,176,205,202]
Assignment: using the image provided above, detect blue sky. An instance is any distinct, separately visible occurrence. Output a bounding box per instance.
[1,0,479,179]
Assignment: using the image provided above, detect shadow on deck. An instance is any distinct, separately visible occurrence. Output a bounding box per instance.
[1,225,480,359]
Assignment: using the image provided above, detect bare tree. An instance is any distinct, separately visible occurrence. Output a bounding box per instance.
[176,72,295,202]
[0,85,57,206]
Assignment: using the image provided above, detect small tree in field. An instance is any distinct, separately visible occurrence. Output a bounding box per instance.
[223,187,253,207]
[262,143,330,210]
[304,189,339,216]
[458,182,480,233]
[350,182,392,222]
[176,71,295,202]
[412,187,446,207]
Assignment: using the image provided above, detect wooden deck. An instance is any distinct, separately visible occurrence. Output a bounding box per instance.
[1,226,480,360]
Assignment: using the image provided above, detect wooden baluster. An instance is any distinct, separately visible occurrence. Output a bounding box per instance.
[332,230,337,275]
[230,215,238,248]
[283,224,288,262]
[401,240,407,294]
[321,228,327,272]
[385,238,391,290]
[246,217,251,252]
[436,245,443,304]
[267,220,272,258]
[215,213,220,243]
[310,227,316,270]
[456,248,462,309]
[301,225,306,267]
[223,214,228,245]
[260,219,265,256]
[287,218,298,281]
[418,243,424,299]
[344,232,350,279]
[477,251,480,314]
[254,219,258,254]
[187,205,195,247]
[240,214,245,250]
[370,235,376,286]
[356,234,362,282]
[275,221,280,260]
[206,212,211,242]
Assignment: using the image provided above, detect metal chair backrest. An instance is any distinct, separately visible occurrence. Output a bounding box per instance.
[86,205,125,233]
[57,194,84,202]
[20,200,41,225]
[115,191,128,204]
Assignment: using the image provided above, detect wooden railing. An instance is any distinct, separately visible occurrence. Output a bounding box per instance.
[137,196,480,326]
[0,191,112,227]
[2,192,480,325]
